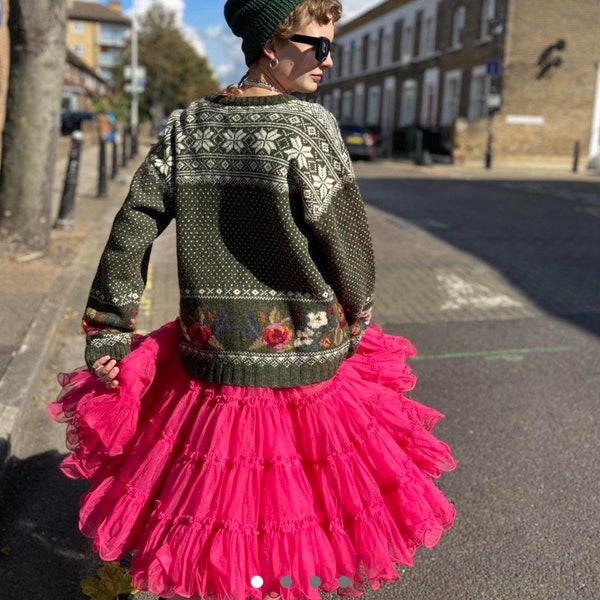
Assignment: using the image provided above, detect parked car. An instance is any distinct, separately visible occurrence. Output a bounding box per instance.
[61,110,95,136]
[339,124,380,160]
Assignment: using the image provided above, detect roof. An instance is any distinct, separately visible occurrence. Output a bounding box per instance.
[66,49,109,85]
[69,1,130,25]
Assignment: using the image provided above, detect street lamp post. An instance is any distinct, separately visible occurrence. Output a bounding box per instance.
[484,15,505,170]
[130,0,139,157]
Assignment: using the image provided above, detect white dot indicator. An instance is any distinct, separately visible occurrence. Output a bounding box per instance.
[251,576,264,589]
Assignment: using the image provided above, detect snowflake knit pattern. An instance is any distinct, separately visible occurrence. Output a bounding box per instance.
[84,93,375,387]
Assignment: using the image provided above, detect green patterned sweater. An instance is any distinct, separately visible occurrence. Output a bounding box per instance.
[84,93,375,387]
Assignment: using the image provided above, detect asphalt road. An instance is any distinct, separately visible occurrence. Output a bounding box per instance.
[0,163,598,600]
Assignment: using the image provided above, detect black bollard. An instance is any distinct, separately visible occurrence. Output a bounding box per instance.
[130,125,138,159]
[572,140,580,173]
[111,132,119,180]
[414,129,433,166]
[122,126,129,168]
[97,137,108,197]
[55,131,84,229]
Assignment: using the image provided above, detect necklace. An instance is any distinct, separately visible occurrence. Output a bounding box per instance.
[240,78,283,94]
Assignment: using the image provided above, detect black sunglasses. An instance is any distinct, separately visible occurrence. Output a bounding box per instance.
[289,34,332,62]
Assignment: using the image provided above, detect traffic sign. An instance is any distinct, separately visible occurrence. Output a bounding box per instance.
[487,93,502,108]
[486,58,501,77]
[124,83,145,94]
[124,66,146,81]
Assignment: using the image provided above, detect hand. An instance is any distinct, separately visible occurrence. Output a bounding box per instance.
[92,355,120,389]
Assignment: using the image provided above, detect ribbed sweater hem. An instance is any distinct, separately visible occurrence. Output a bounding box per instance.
[178,342,347,388]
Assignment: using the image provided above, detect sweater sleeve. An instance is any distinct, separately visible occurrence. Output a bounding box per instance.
[293,108,376,355]
[83,118,178,369]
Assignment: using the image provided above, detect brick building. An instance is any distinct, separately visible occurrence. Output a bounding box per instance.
[67,0,130,85]
[316,0,600,167]
[63,49,110,112]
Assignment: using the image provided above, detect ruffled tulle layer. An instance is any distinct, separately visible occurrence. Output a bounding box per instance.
[48,321,456,600]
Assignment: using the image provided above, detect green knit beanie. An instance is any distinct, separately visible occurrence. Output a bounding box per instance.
[224,0,305,67]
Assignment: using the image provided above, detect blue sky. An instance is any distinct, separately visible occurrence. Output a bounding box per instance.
[116,0,380,85]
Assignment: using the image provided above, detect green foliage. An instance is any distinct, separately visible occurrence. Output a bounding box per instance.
[114,3,219,122]
[81,562,139,600]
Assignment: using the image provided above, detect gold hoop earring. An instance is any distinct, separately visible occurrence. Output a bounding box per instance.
[269,58,279,70]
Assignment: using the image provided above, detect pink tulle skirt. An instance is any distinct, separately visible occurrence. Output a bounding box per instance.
[48,321,456,600]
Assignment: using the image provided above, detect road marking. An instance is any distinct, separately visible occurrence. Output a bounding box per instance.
[437,272,522,311]
[411,346,575,362]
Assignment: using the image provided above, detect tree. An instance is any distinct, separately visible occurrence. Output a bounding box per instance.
[0,0,67,255]
[114,4,219,129]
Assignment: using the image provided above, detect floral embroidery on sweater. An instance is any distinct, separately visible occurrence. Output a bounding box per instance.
[241,304,348,353]
[180,310,230,351]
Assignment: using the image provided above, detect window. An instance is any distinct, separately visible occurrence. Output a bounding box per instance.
[323,94,332,112]
[382,31,392,66]
[349,40,355,74]
[366,86,381,126]
[334,44,344,79]
[353,40,362,74]
[332,88,341,119]
[342,91,353,123]
[353,83,365,124]
[99,23,127,47]
[369,32,379,69]
[371,28,384,68]
[381,77,397,134]
[420,68,440,127]
[441,70,462,125]
[343,44,352,77]
[72,21,84,34]
[452,6,466,48]
[479,0,495,39]
[362,34,369,70]
[400,80,417,126]
[420,16,435,55]
[468,67,487,120]
[392,20,403,62]
[72,44,85,56]
[402,24,413,62]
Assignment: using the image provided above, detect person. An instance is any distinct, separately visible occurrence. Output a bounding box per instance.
[48,1,456,599]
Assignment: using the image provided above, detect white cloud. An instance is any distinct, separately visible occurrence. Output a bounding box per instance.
[182,24,207,56]
[340,0,382,22]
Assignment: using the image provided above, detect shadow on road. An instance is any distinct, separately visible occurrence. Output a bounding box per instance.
[358,175,600,337]
[0,450,99,600]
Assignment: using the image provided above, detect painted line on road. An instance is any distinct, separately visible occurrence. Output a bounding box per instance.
[411,346,575,363]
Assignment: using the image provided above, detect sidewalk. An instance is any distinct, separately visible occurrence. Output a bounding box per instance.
[0,133,150,470]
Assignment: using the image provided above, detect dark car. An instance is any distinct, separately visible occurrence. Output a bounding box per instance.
[61,110,95,136]
[339,124,380,160]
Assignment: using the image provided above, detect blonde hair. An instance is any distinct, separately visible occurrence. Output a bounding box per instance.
[274,0,342,39]
[223,0,342,96]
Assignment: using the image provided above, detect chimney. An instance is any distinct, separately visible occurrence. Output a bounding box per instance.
[107,1,122,13]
